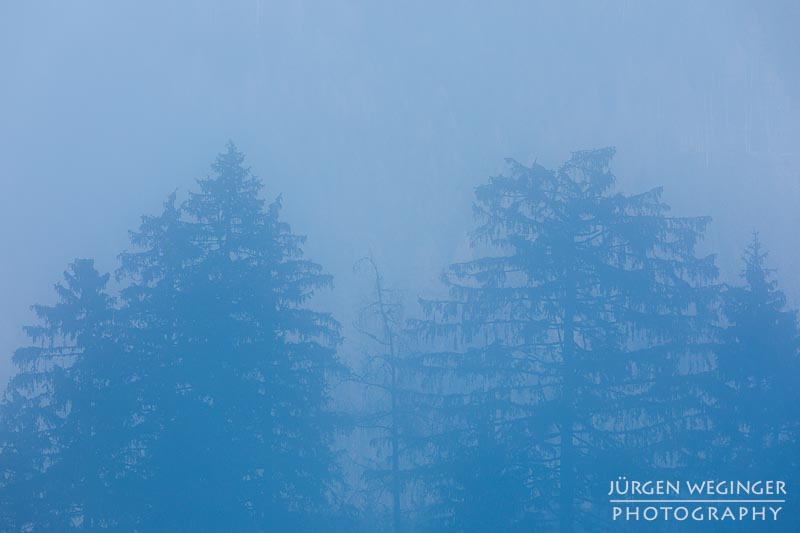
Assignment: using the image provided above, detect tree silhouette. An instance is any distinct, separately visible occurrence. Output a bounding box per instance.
[2,144,798,532]
[351,255,415,532]
[118,143,345,530]
[714,233,800,483]
[1,144,347,531]
[411,148,718,531]
[0,259,123,530]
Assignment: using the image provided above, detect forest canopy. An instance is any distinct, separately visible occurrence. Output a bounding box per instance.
[1,145,797,532]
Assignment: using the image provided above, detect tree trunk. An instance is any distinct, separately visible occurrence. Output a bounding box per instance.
[559,275,577,533]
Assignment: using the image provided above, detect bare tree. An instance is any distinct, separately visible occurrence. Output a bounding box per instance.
[353,255,405,533]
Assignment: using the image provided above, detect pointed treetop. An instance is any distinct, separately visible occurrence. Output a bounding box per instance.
[741,230,776,296]
[186,142,265,223]
[25,258,112,345]
[212,141,248,176]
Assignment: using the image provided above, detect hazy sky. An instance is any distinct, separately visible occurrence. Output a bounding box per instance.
[2,0,799,384]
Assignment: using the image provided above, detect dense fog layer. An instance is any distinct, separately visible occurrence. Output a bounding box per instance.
[2,1,799,385]
[2,3,800,530]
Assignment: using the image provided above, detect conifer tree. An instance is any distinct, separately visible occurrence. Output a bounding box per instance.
[0,259,121,530]
[118,143,345,530]
[410,148,718,531]
[115,191,196,528]
[714,233,800,481]
[1,144,347,531]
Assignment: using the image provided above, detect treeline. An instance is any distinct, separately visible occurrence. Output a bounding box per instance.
[0,144,797,532]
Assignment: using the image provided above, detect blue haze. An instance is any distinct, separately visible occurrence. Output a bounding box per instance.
[0,2,799,531]
[1,1,799,384]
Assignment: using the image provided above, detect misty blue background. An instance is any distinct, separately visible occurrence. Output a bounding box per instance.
[1,0,799,385]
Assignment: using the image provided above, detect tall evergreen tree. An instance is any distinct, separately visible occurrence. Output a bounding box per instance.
[0,259,122,530]
[714,233,800,482]
[410,148,718,531]
[118,143,345,530]
[115,191,197,529]
[1,144,348,531]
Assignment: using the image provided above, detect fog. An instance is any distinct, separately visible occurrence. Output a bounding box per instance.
[2,3,800,530]
[1,0,798,397]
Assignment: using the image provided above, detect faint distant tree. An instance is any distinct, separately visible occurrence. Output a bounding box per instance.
[0,259,124,530]
[410,148,719,531]
[713,233,800,480]
[118,143,346,530]
[351,255,407,533]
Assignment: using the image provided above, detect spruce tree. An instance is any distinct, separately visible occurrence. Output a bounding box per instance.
[0,259,122,530]
[410,148,718,531]
[714,233,800,481]
[118,143,344,530]
[0,145,346,530]
[115,191,196,528]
